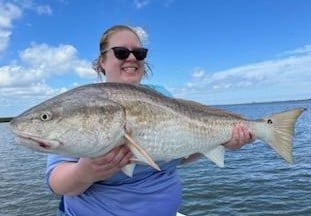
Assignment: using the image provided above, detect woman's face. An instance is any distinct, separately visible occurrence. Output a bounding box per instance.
[100,30,145,85]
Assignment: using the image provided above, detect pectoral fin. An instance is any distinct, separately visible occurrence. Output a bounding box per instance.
[203,145,225,167]
[124,133,161,171]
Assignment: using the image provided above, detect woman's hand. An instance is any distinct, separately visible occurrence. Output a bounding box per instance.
[224,123,255,150]
[49,145,132,195]
[182,123,255,164]
[76,145,132,183]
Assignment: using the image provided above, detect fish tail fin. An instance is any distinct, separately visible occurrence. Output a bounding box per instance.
[258,108,305,163]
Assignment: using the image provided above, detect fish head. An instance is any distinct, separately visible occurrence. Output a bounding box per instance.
[10,91,127,157]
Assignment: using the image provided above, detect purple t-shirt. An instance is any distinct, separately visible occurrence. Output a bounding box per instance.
[46,85,183,216]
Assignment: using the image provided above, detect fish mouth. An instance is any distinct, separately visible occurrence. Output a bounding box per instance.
[13,132,61,150]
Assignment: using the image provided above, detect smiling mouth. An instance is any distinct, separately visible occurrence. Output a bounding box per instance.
[122,67,138,73]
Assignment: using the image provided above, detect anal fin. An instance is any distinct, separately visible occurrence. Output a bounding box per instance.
[203,145,225,167]
[121,163,136,177]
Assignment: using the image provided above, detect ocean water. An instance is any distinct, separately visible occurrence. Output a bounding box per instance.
[0,100,310,216]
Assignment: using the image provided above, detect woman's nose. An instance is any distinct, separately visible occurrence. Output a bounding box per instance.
[127,52,136,60]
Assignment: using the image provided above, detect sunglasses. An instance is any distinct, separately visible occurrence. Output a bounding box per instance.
[101,46,148,61]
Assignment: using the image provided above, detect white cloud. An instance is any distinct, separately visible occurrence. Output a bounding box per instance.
[0,2,22,54]
[20,43,76,72]
[133,0,174,9]
[19,43,94,77]
[0,2,21,28]
[0,0,93,116]
[0,65,37,86]
[0,1,53,55]
[281,44,311,56]
[1,82,65,98]
[0,43,95,115]
[0,43,94,86]
[171,45,311,104]
[134,0,150,9]
[133,26,149,45]
[74,59,96,77]
[0,82,67,116]
[36,4,52,15]
[10,0,53,15]
[192,68,206,79]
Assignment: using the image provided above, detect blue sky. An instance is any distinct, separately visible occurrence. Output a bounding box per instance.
[1,0,311,116]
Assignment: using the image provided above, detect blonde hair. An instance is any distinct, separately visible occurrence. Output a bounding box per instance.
[92,25,151,78]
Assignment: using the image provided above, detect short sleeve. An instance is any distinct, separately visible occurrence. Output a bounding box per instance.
[45,154,78,192]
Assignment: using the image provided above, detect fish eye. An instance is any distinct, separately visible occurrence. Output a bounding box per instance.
[40,112,52,121]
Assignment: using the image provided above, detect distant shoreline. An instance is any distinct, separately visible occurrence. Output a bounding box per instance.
[0,117,13,123]
[216,98,311,106]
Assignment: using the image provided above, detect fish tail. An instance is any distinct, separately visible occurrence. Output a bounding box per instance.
[256,108,305,163]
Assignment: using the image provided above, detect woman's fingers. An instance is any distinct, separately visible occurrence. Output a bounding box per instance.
[225,123,255,150]
[92,145,132,169]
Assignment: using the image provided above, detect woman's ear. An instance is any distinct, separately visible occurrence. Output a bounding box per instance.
[99,56,105,67]
[98,56,106,75]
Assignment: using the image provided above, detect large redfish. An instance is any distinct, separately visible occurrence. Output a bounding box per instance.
[10,83,305,177]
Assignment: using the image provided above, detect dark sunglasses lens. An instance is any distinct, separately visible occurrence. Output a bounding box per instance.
[133,48,148,60]
[112,47,148,60]
[113,47,130,60]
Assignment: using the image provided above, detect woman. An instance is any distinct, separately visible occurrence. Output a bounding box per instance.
[46,25,254,216]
